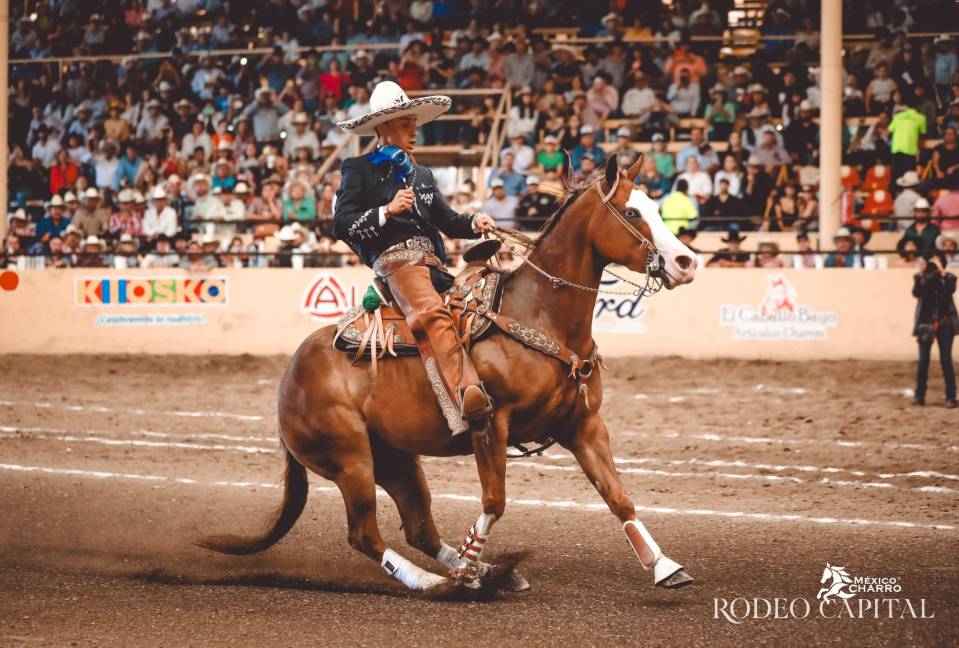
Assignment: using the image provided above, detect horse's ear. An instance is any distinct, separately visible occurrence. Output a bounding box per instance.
[560,149,573,189]
[626,153,644,181]
[604,153,618,189]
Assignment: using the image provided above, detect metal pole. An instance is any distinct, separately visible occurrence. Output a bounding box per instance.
[0,0,9,241]
[819,0,842,243]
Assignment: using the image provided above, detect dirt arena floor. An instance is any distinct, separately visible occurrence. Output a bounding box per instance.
[1,354,957,647]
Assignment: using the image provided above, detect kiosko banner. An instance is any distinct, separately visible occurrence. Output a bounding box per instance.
[75,276,228,306]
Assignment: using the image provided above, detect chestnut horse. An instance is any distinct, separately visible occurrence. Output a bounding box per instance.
[199,154,698,593]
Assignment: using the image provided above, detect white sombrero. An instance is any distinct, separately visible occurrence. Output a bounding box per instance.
[336,81,451,136]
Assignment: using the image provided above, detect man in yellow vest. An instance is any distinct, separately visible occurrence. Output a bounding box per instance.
[660,178,698,235]
[889,97,927,187]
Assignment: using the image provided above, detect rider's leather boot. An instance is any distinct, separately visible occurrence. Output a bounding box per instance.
[387,264,493,433]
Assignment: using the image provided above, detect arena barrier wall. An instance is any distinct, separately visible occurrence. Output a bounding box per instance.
[0,267,919,359]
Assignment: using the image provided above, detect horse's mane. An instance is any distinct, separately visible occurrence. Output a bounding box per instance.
[526,169,605,251]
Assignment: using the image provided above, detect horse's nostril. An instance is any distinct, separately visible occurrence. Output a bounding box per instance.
[675,255,693,271]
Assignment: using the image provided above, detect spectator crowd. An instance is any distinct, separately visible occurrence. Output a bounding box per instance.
[3,0,959,270]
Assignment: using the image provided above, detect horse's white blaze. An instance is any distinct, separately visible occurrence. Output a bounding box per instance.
[626,188,697,285]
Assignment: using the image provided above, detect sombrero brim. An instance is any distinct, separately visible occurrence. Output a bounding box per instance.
[337,96,451,135]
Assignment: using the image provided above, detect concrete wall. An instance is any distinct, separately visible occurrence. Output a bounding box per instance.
[0,267,919,359]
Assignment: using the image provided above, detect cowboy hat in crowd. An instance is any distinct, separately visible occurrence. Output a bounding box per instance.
[896,171,920,188]
[722,225,747,243]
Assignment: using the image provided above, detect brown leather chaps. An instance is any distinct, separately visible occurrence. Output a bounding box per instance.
[385,263,493,434]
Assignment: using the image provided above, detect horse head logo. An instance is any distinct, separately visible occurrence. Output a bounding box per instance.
[816,563,855,602]
[759,273,798,318]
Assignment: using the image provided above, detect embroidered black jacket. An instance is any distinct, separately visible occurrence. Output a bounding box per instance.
[332,152,479,266]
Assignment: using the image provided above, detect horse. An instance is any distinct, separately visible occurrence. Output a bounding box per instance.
[198,154,699,594]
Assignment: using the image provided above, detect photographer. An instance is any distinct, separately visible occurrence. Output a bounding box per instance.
[912,253,958,407]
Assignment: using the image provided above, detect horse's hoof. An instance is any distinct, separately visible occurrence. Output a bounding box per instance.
[508,569,530,592]
[656,568,694,590]
[450,563,482,590]
[420,577,456,599]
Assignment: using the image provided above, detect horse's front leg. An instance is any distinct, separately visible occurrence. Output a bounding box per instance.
[564,414,694,589]
[449,411,529,591]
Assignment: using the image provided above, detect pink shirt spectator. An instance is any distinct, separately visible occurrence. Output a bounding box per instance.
[584,83,619,129]
[932,189,959,232]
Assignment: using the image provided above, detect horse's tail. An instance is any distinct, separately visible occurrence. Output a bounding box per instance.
[196,446,308,555]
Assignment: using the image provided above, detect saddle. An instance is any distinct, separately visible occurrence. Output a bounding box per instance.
[333,264,506,361]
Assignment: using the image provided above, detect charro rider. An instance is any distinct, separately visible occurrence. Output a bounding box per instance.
[333,81,497,436]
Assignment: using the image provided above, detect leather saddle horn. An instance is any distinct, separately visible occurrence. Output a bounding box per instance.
[462,239,502,264]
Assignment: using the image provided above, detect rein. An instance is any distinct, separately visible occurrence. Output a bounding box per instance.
[489,172,665,299]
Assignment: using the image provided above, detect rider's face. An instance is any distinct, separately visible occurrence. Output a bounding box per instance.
[377,116,418,153]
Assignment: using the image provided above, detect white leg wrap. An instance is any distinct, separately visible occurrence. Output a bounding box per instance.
[623,520,661,569]
[458,512,496,563]
[381,548,447,591]
[474,512,496,536]
[623,520,683,585]
[436,543,463,571]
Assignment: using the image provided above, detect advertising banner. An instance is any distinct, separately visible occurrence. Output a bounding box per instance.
[0,268,918,359]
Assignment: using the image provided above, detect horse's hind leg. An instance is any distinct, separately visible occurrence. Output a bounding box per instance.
[564,414,693,590]
[371,440,530,591]
[289,409,448,593]
[371,442,444,558]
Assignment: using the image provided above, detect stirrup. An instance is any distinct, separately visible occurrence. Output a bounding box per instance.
[458,383,494,420]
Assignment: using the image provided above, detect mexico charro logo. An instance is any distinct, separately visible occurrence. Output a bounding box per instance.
[714,562,932,624]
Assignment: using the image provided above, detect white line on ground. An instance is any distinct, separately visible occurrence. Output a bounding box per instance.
[753,384,808,395]
[537,453,959,483]
[476,460,958,495]
[0,426,277,454]
[5,399,954,453]
[628,430,959,453]
[0,400,266,422]
[6,426,958,494]
[0,425,275,444]
[0,462,953,531]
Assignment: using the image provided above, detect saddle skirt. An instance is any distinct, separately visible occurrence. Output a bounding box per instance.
[333,265,505,361]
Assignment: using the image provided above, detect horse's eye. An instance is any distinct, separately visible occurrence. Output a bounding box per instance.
[623,208,639,219]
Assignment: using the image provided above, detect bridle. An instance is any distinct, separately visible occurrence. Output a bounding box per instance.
[595,169,666,296]
[491,170,665,298]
